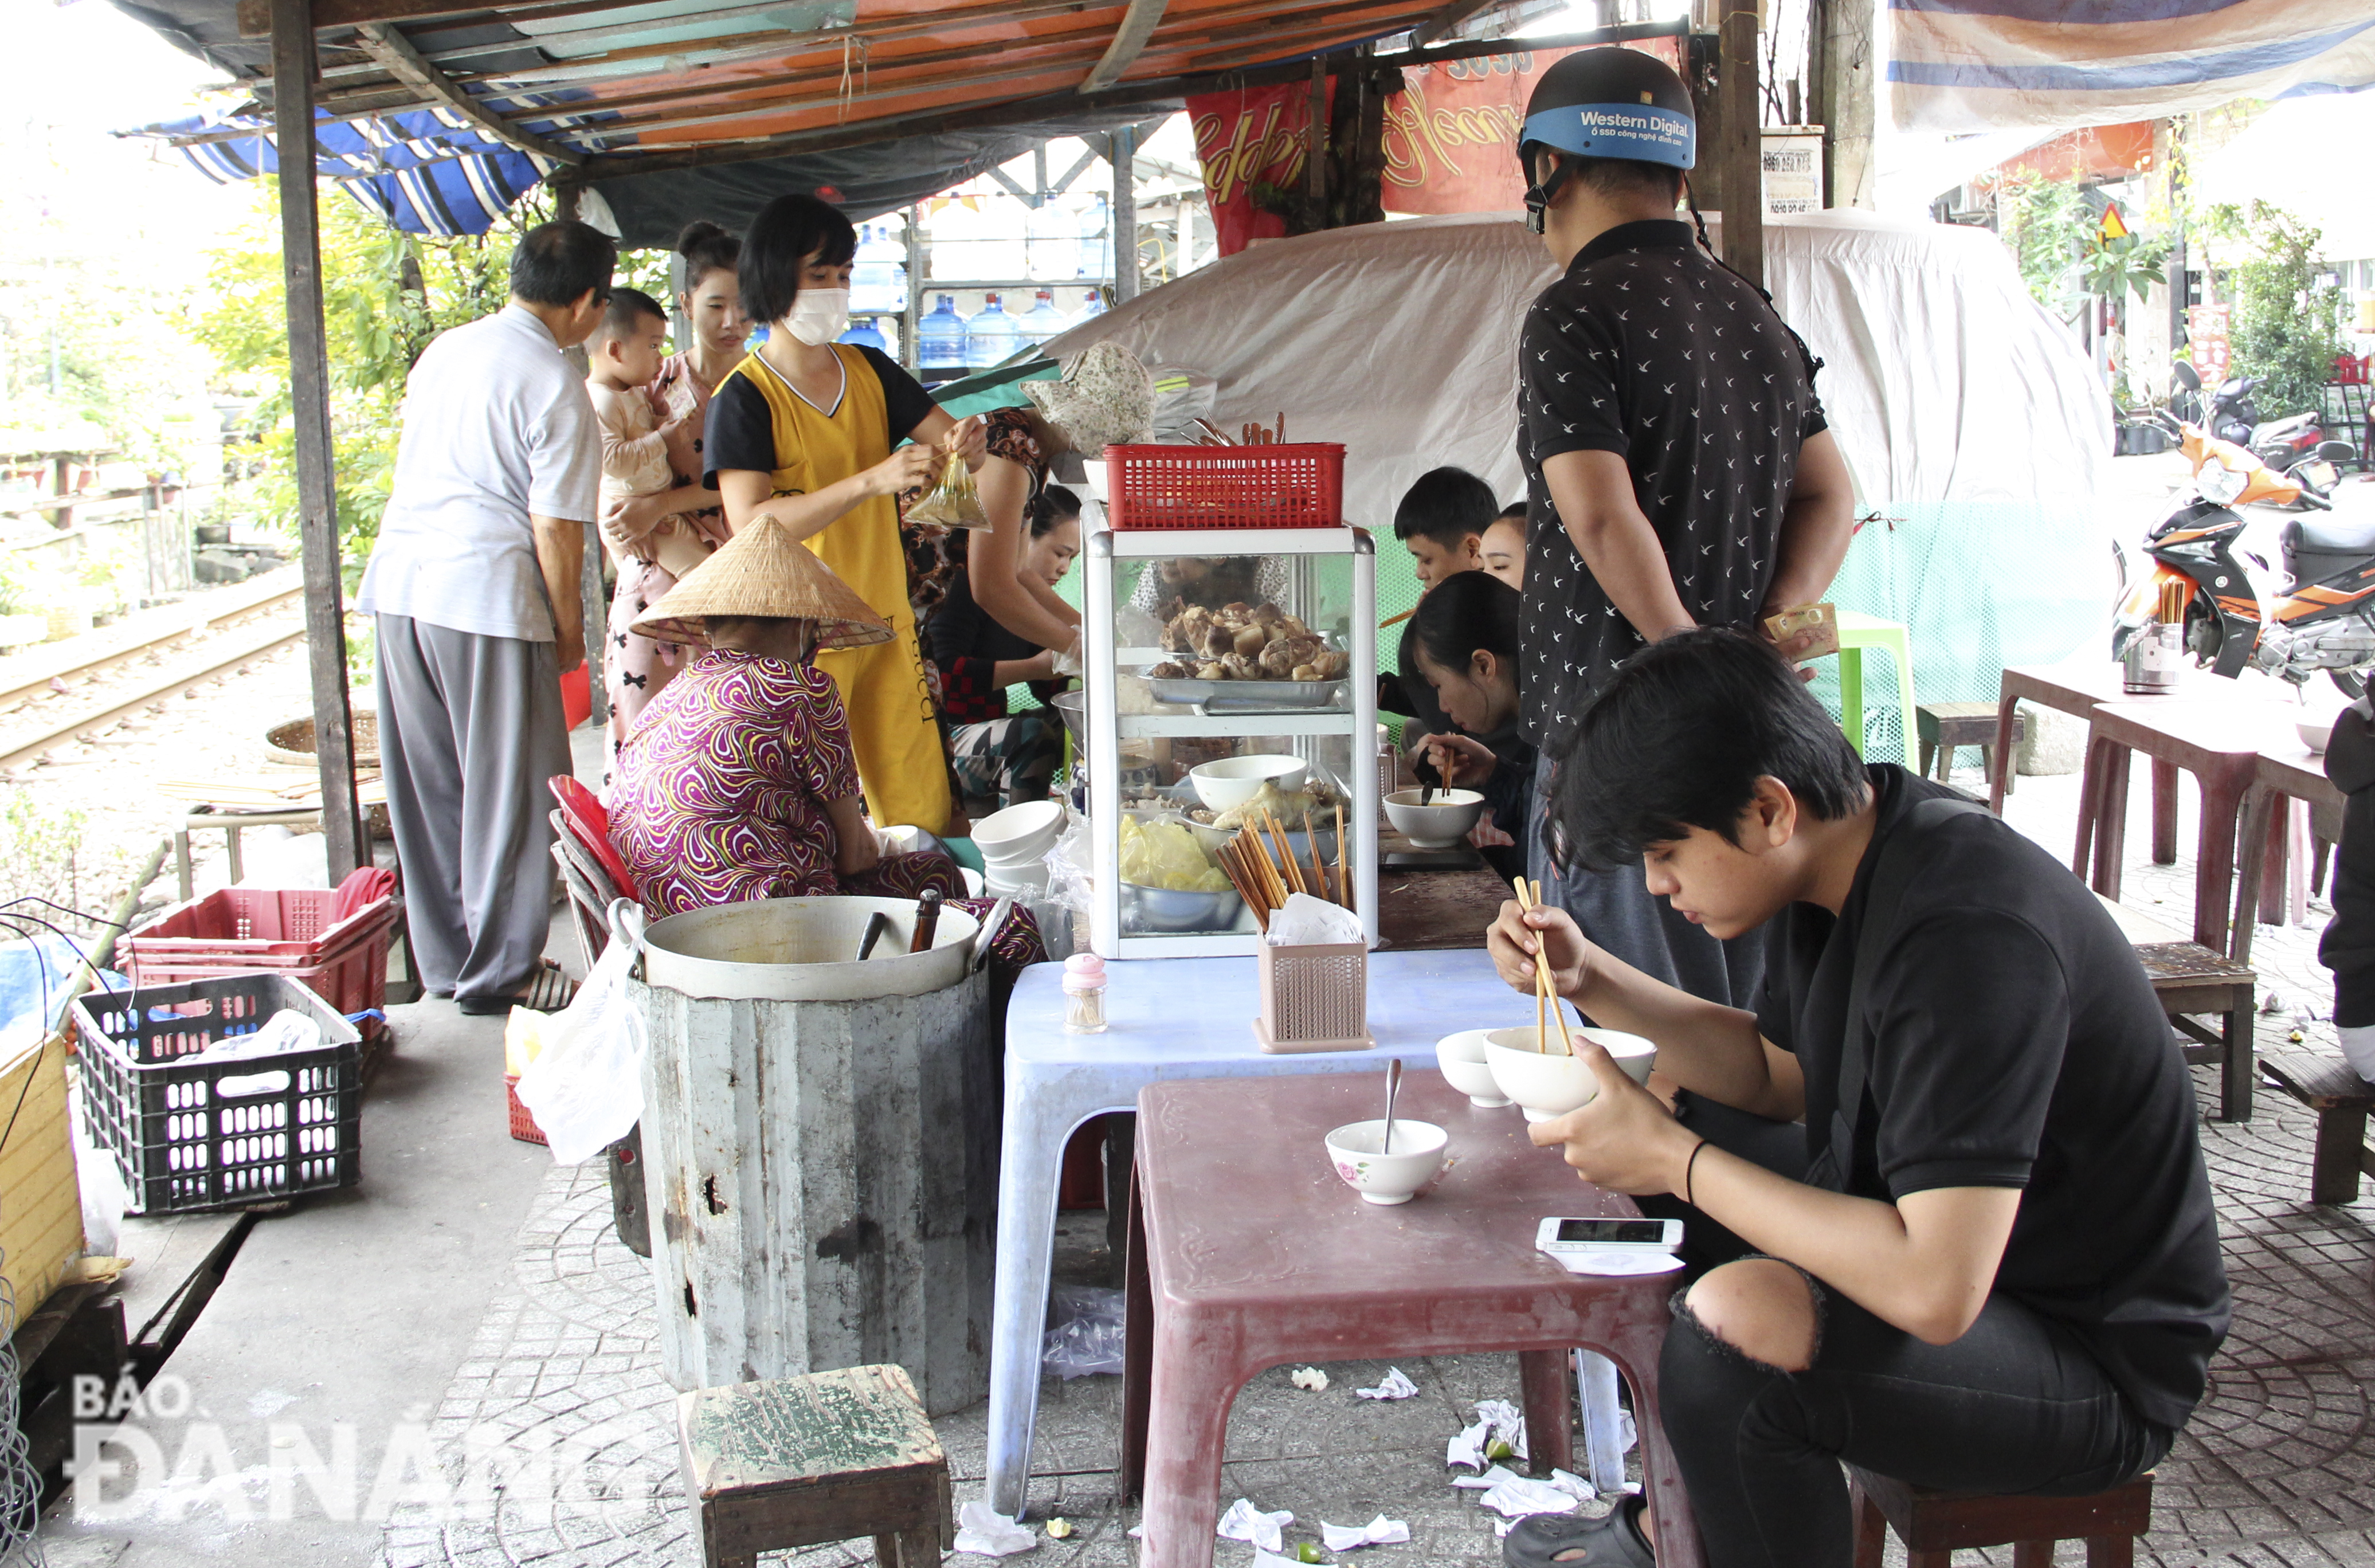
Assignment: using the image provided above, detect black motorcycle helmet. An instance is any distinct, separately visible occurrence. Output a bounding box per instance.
[1518,48,1698,234]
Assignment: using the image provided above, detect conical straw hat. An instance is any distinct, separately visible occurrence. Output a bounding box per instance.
[629,513,892,649]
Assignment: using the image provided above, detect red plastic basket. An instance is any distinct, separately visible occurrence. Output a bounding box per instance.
[123,891,399,1042]
[506,1073,547,1145]
[1102,442,1345,531]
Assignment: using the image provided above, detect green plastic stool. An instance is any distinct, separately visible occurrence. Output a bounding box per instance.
[1836,610,1916,762]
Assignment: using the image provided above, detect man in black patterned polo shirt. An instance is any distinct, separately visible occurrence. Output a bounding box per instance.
[1513,46,1855,1007]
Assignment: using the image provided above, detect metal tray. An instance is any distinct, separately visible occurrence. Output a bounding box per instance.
[1143,672,1350,714]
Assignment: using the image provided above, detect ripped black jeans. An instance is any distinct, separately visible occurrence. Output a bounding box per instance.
[1640,1096,2175,1568]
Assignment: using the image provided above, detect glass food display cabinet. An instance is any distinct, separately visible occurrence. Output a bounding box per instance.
[1077,527,1378,958]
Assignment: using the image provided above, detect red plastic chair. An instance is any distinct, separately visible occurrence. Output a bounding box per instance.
[547,776,639,904]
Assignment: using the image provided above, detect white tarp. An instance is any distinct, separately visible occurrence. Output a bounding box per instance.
[2190,93,2375,261]
[1041,209,2107,520]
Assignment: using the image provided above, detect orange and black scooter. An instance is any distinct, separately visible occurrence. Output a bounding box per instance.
[2114,406,2374,695]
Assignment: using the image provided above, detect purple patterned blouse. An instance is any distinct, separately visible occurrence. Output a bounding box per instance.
[608,649,859,915]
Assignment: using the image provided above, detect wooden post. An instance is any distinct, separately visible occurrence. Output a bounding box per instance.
[1304,55,1327,227]
[903,205,924,373]
[1111,126,1139,303]
[1808,0,1874,210]
[1716,0,1762,287]
[269,0,366,880]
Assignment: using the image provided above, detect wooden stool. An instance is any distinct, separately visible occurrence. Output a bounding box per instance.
[1849,1466,2154,1568]
[676,1365,953,1568]
[1918,701,2024,791]
[2262,1048,2375,1204]
[2095,895,2256,1122]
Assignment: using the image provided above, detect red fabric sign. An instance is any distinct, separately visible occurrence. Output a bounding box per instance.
[1188,42,1691,256]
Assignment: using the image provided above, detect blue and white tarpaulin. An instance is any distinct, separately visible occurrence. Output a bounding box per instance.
[161,95,614,236]
[1890,0,2375,133]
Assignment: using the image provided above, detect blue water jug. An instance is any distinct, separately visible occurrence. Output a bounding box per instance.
[837,319,888,351]
[918,294,969,379]
[852,224,907,313]
[1017,289,1068,350]
[966,293,1020,370]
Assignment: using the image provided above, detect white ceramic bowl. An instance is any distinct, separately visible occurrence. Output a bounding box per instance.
[1384,787,1487,848]
[2300,718,2335,755]
[1483,1026,1657,1123]
[1436,1029,1510,1108]
[1323,1119,1449,1205]
[973,799,1065,865]
[1190,754,1309,813]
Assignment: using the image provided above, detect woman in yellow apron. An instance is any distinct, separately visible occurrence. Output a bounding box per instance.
[703,193,985,835]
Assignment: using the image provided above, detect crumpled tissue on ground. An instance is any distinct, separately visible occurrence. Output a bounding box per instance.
[1354,1367,1417,1401]
[1451,1464,1524,1491]
[1477,1470,1593,1520]
[1218,1498,1295,1553]
[1290,1366,1330,1391]
[1445,1398,1529,1469]
[1320,1515,1412,1551]
[953,1500,1038,1555]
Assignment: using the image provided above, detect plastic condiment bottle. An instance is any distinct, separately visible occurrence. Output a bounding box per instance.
[1063,952,1108,1033]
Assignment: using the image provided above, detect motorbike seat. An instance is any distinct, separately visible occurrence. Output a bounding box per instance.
[2286,515,2375,555]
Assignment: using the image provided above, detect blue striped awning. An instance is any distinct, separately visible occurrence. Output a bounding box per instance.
[159,95,622,236]
[1890,0,2375,132]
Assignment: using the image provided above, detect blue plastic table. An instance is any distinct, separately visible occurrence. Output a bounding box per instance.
[986,947,1589,1516]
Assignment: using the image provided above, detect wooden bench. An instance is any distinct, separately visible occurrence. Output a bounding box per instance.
[676,1364,952,1568]
[2260,1048,2375,1205]
[1851,1467,2154,1567]
[1917,701,2024,791]
[2096,894,2258,1122]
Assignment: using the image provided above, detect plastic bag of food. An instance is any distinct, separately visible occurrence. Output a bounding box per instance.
[906,445,990,530]
[1119,817,1230,892]
[1041,1285,1126,1378]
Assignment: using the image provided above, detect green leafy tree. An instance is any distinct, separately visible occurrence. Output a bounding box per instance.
[1996,167,2094,313]
[2201,201,2347,420]
[192,181,530,583]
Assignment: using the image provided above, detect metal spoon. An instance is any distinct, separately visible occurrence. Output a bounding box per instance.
[1382,1058,1404,1155]
[1413,750,1443,809]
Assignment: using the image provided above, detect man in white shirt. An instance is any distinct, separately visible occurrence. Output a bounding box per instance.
[358,220,612,1014]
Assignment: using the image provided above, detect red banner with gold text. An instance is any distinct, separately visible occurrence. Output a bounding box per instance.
[1188,42,1686,257]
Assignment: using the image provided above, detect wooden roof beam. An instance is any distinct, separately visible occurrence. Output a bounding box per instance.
[1080,0,1167,93]
[355,21,584,161]
[1409,0,1502,47]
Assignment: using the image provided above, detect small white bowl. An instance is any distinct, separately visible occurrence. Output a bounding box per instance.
[1483,1026,1657,1123]
[1436,1029,1510,1108]
[2300,718,2335,755]
[1190,754,1308,813]
[1384,787,1487,848]
[1324,1119,1449,1205]
[973,799,1066,865]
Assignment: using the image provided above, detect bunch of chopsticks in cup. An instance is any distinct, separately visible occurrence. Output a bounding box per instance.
[1214,804,1350,932]
[1511,877,1577,1056]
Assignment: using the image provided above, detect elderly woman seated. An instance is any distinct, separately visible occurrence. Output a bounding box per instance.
[608,513,971,914]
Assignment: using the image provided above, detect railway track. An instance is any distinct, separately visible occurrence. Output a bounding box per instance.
[0,569,309,772]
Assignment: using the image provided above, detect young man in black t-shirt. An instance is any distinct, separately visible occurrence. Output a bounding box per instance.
[1383,467,1502,754]
[1487,630,2228,1568]
[1512,49,1855,1012]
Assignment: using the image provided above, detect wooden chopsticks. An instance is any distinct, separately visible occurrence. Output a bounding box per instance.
[1225,806,1353,930]
[1511,876,1576,1056]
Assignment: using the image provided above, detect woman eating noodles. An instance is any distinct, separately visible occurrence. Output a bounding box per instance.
[607,514,970,914]
[926,484,1081,810]
[703,193,986,837]
[1406,571,1537,881]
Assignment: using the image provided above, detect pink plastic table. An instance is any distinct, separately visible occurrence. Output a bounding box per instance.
[1119,1071,1702,1568]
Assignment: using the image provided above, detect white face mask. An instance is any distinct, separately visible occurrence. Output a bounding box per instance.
[783,288,851,346]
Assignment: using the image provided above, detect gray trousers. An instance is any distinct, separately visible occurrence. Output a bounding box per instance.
[375,614,572,1002]
[1528,751,1764,1010]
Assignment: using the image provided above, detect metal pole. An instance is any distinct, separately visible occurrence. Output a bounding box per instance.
[269,0,365,879]
[1111,126,1138,304]
[1304,54,1327,226]
[904,205,925,373]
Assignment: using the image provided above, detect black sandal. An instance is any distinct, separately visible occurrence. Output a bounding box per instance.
[1502,1499,1655,1568]
[457,960,579,1016]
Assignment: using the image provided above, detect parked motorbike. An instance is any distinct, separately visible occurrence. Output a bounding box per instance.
[2114,405,2375,695]
[2173,362,2343,504]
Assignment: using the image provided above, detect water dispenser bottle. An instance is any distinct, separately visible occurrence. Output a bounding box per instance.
[851,224,907,313]
[1017,289,1067,350]
[918,294,969,382]
[966,293,1020,370]
[837,318,888,352]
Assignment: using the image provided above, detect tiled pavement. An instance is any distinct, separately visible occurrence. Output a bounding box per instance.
[378,762,2375,1567]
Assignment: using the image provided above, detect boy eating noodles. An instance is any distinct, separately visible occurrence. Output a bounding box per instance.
[1489,628,2227,1568]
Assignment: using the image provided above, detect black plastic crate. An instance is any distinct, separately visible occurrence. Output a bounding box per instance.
[72,974,362,1215]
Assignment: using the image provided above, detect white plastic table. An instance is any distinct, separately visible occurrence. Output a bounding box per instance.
[983,948,1630,1516]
